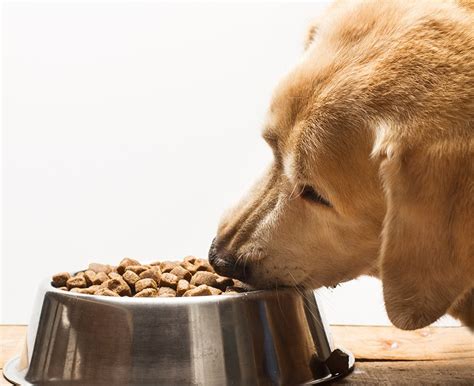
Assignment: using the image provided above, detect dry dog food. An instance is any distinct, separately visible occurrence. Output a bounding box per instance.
[51,257,248,298]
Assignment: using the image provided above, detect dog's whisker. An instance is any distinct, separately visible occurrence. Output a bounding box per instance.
[275,282,291,325]
[288,182,305,201]
[298,275,342,322]
[287,271,326,330]
[288,181,301,201]
[288,271,324,328]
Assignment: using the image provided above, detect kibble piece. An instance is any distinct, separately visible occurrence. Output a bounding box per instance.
[88,263,113,274]
[160,261,178,273]
[125,265,148,275]
[99,278,115,289]
[194,259,214,273]
[160,272,179,289]
[71,286,99,295]
[135,278,158,293]
[86,285,101,293]
[95,288,120,297]
[135,288,158,297]
[122,270,140,287]
[83,270,96,286]
[180,260,198,275]
[101,278,132,297]
[92,271,109,285]
[209,286,222,295]
[75,271,85,278]
[52,272,71,287]
[158,287,176,297]
[117,257,141,274]
[184,255,197,264]
[66,276,87,289]
[176,279,191,296]
[108,272,122,280]
[224,290,240,295]
[170,266,192,281]
[190,271,219,287]
[215,276,234,290]
[225,286,246,293]
[183,284,213,297]
[139,267,161,284]
[232,279,248,291]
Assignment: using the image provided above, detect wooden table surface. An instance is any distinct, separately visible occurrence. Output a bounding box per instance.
[1,325,473,385]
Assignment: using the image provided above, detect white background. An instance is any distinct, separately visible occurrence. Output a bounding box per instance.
[1,0,458,326]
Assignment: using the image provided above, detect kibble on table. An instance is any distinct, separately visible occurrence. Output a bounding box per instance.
[51,257,249,298]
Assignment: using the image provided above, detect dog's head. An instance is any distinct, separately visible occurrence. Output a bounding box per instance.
[210,0,474,330]
[209,66,385,288]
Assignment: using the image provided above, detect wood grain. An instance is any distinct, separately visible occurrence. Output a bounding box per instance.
[0,326,26,386]
[1,325,473,385]
[331,325,474,361]
[0,326,25,370]
[334,359,474,385]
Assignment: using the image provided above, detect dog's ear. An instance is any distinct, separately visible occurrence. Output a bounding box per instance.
[373,130,473,330]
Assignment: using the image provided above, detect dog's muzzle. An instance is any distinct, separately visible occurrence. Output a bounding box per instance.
[208,238,250,281]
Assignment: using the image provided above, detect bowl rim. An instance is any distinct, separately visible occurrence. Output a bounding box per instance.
[46,278,306,305]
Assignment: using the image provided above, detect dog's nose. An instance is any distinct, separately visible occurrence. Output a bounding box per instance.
[208,238,250,281]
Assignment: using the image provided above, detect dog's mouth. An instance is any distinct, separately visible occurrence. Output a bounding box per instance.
[208,243,285,291]
[209,258,308,292]
[208,239,331,291]
[208,239,252,282]
[209,253,252,282]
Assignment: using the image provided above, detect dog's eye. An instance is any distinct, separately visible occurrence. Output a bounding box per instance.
[300,185,331,207]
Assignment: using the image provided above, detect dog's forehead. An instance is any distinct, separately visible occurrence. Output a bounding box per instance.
[263,71,373,194]
[264,66,318,148]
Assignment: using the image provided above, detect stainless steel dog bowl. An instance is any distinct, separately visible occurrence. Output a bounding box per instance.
[4,279,354,385]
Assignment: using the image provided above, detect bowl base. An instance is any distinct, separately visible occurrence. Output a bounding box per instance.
[3,356,31,386]
[3,354,354,386]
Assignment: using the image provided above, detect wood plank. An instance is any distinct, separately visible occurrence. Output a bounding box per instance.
[331,325,474,361]
[1,377,12,385]
[333,359,474,385]
[1,375,13,386]
[1,325,473,365]
[1,325,473,385]
[0,326,25,370]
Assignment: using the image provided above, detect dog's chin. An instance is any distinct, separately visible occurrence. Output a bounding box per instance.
[247,277,343,291]
[246,277,313,292]
[235,259,356,291]
[241,268,308,291]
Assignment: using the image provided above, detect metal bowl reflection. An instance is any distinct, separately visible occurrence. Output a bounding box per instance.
[3,279,353,385]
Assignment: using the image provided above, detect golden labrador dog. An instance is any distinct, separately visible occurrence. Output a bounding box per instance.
[209,0,473,330]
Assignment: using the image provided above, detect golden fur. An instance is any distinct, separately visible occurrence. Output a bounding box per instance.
[211,0,473,330]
